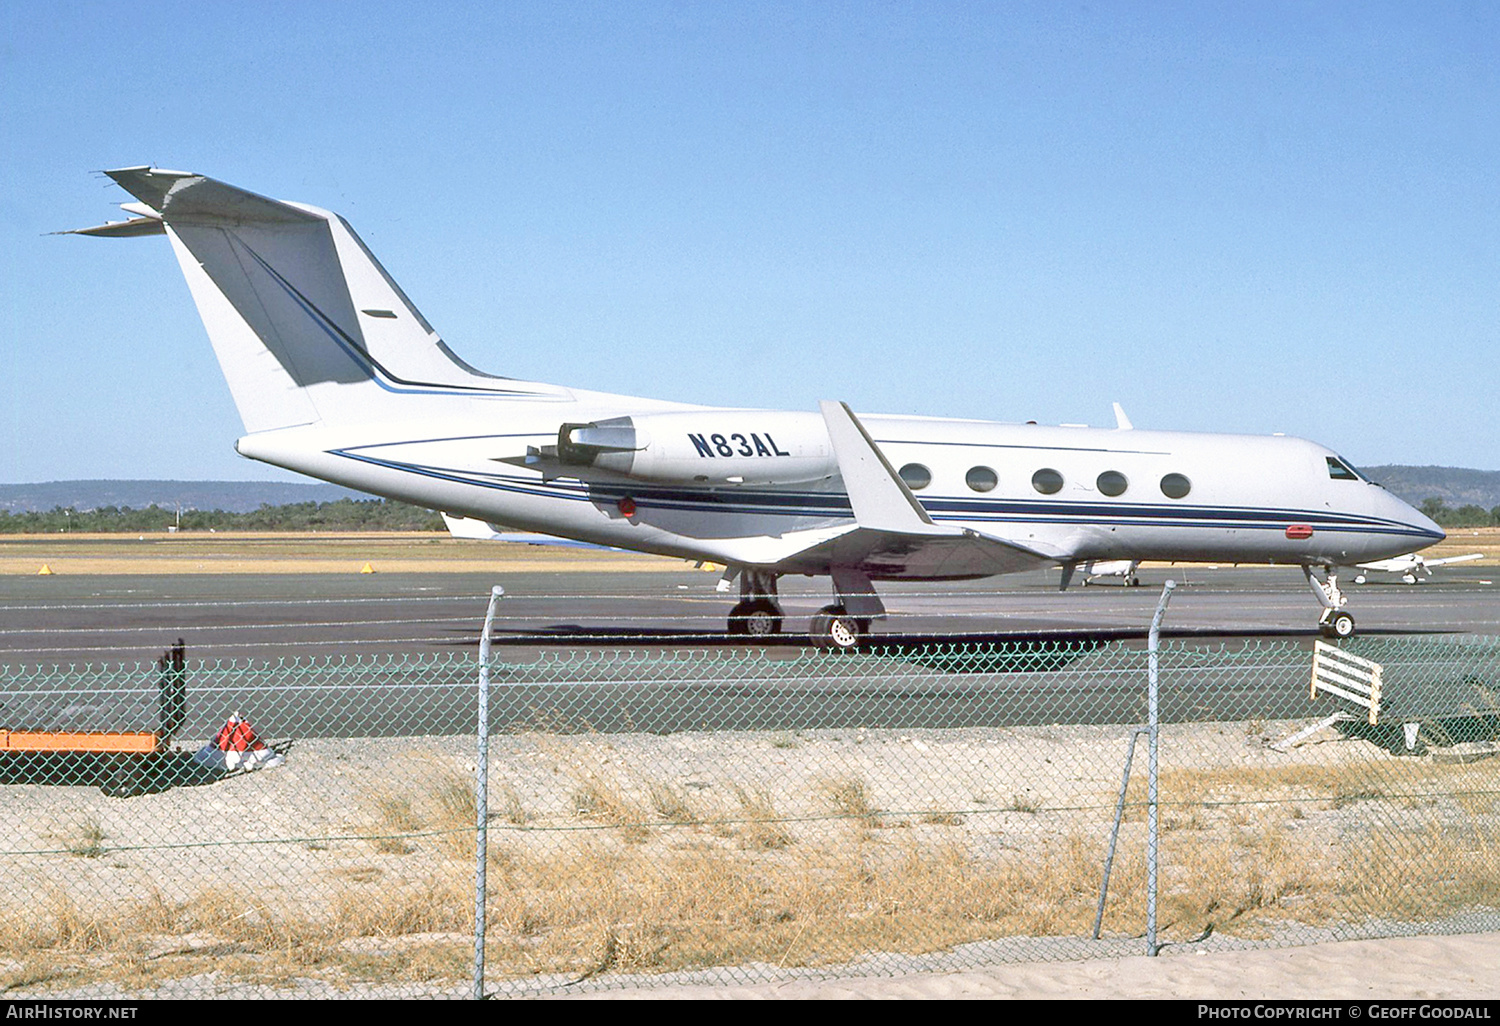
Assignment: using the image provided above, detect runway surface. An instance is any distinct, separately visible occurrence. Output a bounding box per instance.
[1,564,1497,738]
[2,565,1497,666]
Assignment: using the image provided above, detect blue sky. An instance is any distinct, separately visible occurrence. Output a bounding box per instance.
[3,1,1497,483]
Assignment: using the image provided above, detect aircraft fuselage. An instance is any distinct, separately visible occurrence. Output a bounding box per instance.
[236,398,1442,577]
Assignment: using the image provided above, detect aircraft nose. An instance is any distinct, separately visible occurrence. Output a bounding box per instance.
[1399,495,1445,542]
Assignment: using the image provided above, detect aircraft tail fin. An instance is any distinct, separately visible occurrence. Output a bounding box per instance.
[69,168,562,433]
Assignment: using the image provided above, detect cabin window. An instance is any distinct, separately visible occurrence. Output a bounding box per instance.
[1160,473,1192,499]
[966,466,998,492]
[1327,456,1361,481]
[1097,470,1128,497]
[899,463,932,491]
[1031,468,1064,495]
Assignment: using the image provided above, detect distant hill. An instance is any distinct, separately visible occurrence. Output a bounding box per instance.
[0,480,367,514]
[1361,466,1500,511]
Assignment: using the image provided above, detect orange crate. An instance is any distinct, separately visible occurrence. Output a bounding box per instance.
[0,730,160,754]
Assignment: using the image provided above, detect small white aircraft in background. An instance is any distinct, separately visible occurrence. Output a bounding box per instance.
[70,168,1447,645]
[440,512,598,547]
[1352,552,1484,584]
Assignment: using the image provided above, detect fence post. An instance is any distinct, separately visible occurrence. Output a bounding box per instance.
[473,585,504,1000]
[1146,579,1176,956]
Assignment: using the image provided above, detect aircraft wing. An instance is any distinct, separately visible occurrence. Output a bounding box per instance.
[1423,553,1485,568]
[767,522,1061,578]
[747,402,1068,578]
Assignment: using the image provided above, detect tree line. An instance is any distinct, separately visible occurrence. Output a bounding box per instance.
[3,495,1496,534]
[0,499,445,533]
[1419,499,1500,528]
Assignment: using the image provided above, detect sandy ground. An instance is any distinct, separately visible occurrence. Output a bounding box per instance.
[0,532,696,575]
[5,720,1499,1001]
[561,933,1500,999]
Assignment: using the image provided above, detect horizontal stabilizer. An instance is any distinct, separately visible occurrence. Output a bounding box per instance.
[64,216,165,238]
[101,167,323,225]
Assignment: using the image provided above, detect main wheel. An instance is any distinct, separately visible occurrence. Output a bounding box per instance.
[810,604,864,651]
[728,598,782,637]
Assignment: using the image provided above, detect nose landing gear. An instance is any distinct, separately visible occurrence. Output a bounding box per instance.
[1304,565,1356,638]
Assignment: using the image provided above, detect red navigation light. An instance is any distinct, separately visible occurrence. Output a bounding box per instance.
[618,496,637,517]
[1285,524,1314,540]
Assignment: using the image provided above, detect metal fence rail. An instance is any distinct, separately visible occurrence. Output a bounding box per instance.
[1,634,1498,997]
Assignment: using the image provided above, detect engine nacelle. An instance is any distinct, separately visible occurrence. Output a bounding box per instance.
[544,410,838,486]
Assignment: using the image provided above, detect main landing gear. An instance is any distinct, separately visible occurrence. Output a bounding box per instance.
[1304,565,1356,639]
[721,567,885,650]
[808,605,870,651]
[726,569,784,638]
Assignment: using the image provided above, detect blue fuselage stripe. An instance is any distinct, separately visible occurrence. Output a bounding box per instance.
[329,448,1440,541]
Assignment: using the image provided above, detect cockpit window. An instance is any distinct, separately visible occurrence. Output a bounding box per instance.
[1326,456,1361,481]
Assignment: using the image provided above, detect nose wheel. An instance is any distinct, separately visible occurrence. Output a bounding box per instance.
[1319,609,1356,639]
[1306,565,1357,639]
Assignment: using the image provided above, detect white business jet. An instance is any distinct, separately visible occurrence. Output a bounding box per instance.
[70,168,1445,646]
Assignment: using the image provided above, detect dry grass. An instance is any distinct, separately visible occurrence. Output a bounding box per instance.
[5,735,1500,993]
[819,776,882,824]
[55,816,107,859]
[568,768,652,844]
[432,774,479,859]
[363,793,423,855]
[1007,793,1043,814]
[356,770,483,858]
[729,786,795,851]
[0,532,686,576]
[648,781,701,826]
[494,781,530,827]
[3,808,1497,992]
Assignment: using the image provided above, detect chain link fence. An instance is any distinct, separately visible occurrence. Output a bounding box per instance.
[1,626,1498,997]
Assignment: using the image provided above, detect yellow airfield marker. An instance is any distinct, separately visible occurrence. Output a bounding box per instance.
[37,564,54,575]
[359,562,377,574]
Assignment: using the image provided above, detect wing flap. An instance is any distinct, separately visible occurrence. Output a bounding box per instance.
[770,525,1060,578]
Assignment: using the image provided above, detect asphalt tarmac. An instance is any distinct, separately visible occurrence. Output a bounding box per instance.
[2,565,1497,666]
[2,565,1495,739]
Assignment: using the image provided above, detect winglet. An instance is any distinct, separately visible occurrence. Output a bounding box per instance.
[1112,402,1134,431]
[819,400,941,533]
